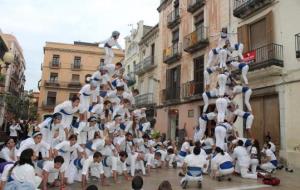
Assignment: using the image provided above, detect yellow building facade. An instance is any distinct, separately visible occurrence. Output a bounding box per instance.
[38,41,124,120]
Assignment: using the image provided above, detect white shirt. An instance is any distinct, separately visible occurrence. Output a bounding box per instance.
[232,146,251,167]
[54,141,84,154]
[90,103,104,115]
[265,149,276,161]
[180,142,190,153]
[43,161,62,173]
[82,156,104,176]
[91,139,105,152]
[9,124,21,137]
[17,138,50,157]
[54,100,79,116]
[100,37,122,49]
[184,154,206,168]
[11,163,36,187]
[211,152,232,170]
[0,146,17,162]
[1,163,14,181]
[79,84,98,101]
[87,123,100,141]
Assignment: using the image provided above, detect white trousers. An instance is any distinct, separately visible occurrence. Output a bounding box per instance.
[241,65,249,85]
[202,92,209,113]
[207,50,218,67]
[260,162,276,173]
[237,43,244,60]
[128,153,145,176]
[235,163,257,179]
[219,49,228,69]
[215,126,227,151]
[245,114,254,129]
[204,70,210,86]
[217,74,228,97]
[199,118,207,141]
[216,98,228,123]
[250,159,259,173]
[104,47,114,65]
[244,89,252,112]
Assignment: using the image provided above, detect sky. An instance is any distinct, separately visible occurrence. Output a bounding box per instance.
[0,0,160,91]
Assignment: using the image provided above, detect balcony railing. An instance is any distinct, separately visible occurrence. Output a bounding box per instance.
[43,80,82,89]
[157,0,171,12]
[167,9,181,29]
[187,0,205,13]
[68,81,82,88]
[184,26,209,53]
[49,61,61,68]
[233,0,274,19]
[44,80,60,87]
[42,101,56,110]
[161,87,181,104]
[134,56,156,75]
[71,63,81,70]
[296,33,300,58]
[181,80,203,99]
[244,43,283,72]
[163,42,182,64]
[135,93,155,107]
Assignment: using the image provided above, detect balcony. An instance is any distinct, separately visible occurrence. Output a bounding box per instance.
[242,43,283,72]
[181,80,203,100]
[44,80,60,88]
[161,87,181,104]
[233,0,274,19]
[167,9,181,29]
[163,43,182,64]
[157,0,171,12]
[49,61,61,69]
[296,33,300,58]
[71,63,81,70]
[68,81,82,89]
[42,101,55,110]
[134,56,156,75]
[184,26,209,53]
[187,0,205,13]
[135,93,155,107]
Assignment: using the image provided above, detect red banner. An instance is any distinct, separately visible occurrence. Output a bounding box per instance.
[243,50,256,63]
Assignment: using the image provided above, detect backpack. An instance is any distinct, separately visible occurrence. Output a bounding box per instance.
[262,176,280,186]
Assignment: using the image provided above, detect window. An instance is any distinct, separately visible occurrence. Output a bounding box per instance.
[174,1,180,18]
[194,56,204,94]
[250,18,267,50]
[151,44,155,57]
[73,56,81,68]
[72,74,80,82]
[127,65,131,72]
[52,55,60,66]
[46,91,56,106]
[194,12,204,29]
[296,33,300,58]
[166,66,181,99]
[49,73,58,82]
[172,29,179,43]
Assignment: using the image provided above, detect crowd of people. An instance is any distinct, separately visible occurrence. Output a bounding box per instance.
[0,30,280,190]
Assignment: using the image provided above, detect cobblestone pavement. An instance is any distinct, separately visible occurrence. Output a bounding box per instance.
[50,168,300,190]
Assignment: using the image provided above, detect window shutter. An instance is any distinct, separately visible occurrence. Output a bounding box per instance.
[265,11,274,44]
[237,24,249,52]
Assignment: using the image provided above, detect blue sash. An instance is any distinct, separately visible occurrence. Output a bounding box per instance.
[60,109,72,115]
[270,160,278,167]
[205,91,211,98]
[82,92,91,96]
[85,140,93,152]
[218,124,227,130]
[111,80,117,87]
[7,175,14,182]
[201,114,209,121]
[179,151,187,157]
[100,91,107,98]
[0,162,13,173]
[220,161,233,170]
[138,124,144,132]
[59,149,67,154]
[212,48,218,55]
[243,112,251,119]
[74,159,83,170]
[93,78,100,81]
[36,160,45,169]
[104,43,112,48]
[120,123,126,130]
[88,105,94,112]
[239,63,247,70]
[207,68,213,74]
[187,167,202,177]
[102,157,109,167]
[235,43,240,51]
[242,86,249,93]
[245,139,252,147]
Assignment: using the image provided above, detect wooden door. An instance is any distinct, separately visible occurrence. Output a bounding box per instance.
[250,94,280,151]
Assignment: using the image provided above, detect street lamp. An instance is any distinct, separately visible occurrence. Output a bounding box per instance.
[0,50,14,73]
